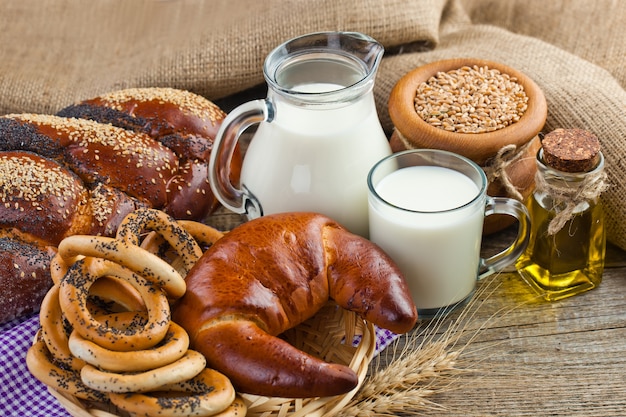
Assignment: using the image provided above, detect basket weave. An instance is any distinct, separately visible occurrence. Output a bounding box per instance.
[44,302,377,417]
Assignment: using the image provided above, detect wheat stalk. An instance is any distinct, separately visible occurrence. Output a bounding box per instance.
[336,276,519,417]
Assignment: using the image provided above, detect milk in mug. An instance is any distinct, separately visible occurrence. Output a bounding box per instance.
[368,165,484,311]
[241,82,391,237]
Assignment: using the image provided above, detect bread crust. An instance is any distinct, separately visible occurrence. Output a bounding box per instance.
[0,237,56,323]
[57,87,227,162]
[173,212,418,398]
[0,88,234,324]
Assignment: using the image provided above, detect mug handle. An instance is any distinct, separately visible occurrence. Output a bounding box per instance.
[478,196,531,279]
[208,99,274,218]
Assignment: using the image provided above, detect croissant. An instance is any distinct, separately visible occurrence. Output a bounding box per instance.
[172,212,418,399]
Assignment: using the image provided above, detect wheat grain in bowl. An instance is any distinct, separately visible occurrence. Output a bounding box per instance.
[388,58,548,233]
[414,64,529,134]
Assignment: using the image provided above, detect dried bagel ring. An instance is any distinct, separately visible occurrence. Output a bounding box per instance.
[26,333,107,402]
[51,252,144,313]
[89,276,145,313]
[59,257,170,351]
[58,235,186,298]
[109,368,238,417]
[39,285,86,371]
[212,396,247,417]
[69,314,189,372]
[141,220,224,280]
[139,231,189,278]
[178,219,224,249]
[49,252,79,286]
[81,349,206,393]
[116,208,203,275]
[140,221,222,257]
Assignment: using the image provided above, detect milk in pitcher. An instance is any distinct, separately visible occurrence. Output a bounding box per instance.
[209,32,391,238]
[241,80,390,237]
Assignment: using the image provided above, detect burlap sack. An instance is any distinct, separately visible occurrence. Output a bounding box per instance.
[374,6,626,251]
[1,0,625,250]
[0,0,446,114]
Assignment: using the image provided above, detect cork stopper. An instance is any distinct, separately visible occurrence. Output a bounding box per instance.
[541,128,601,173]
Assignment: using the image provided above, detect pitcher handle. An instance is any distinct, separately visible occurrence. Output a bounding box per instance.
[209,99,274,218]
[478,196,531,279]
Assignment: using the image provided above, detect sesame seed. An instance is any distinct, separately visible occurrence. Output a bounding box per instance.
[9,114,176,172]
[0,153,82,213]
[97,87,226,125]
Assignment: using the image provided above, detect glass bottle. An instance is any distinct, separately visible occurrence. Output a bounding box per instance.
[516,129,608,301]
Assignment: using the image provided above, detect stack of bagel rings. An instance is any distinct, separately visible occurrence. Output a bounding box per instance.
[26,208,246,417]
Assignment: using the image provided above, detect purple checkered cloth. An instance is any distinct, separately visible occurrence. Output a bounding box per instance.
[0,313,398,416]
[0,315,70,417]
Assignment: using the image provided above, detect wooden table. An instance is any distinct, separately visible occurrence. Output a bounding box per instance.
[206,207,625,416]
[383,227,626,417]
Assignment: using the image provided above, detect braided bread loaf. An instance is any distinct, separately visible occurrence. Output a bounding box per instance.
[57,87,229,163]
[0,88,237,324]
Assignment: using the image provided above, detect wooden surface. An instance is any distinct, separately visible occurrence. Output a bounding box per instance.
[390,226,626,416]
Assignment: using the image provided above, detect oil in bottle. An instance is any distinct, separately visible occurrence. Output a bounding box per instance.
[516,129,608,301]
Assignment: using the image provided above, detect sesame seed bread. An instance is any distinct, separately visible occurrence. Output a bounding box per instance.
[57,87,243,216]
[0,88,237,324]
[58,87,228,163]
[0,237,56,324]
[0,151,92,246]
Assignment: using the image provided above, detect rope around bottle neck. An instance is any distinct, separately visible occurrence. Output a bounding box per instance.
[534,167,609,235]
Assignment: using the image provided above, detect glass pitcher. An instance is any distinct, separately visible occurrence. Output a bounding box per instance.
[208,31,391,237]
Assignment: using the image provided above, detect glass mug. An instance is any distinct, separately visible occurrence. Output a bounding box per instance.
[367,149,531,317]
[209,31,391,237]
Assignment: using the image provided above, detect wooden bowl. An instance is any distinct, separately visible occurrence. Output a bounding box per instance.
[388,58,547,233]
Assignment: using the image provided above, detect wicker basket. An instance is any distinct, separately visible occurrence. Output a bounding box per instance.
[44,302,377,417]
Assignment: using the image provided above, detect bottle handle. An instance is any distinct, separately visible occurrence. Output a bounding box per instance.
[478,196,531,279]
[208,99,274,218]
